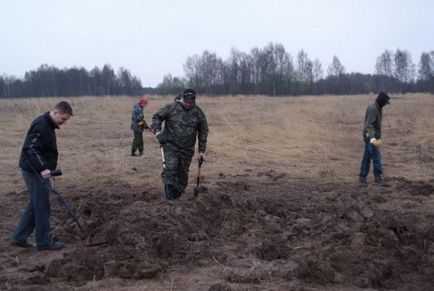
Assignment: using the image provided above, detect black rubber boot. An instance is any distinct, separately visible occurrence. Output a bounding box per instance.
[165,184,176,200]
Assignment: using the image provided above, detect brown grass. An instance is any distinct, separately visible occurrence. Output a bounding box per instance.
[1,94,433,194]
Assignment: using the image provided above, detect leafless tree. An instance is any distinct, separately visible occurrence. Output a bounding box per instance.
[375,50,393,76]
[296,49,313,83]
[418,51,434,81]
[393,48,415,83]
[183,55,202,90]
[312,58,323,82]
[327,56,345,77]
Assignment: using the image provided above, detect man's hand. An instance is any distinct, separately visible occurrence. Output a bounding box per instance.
[41,169,51,179]
[137,120,145,126]
[370,138,382,147]
[155,131,169,145]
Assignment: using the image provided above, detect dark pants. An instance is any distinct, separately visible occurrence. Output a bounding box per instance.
[359,137,383,177]
[161,143,193,200]
[11,170,52,248]
[132,131,144,153]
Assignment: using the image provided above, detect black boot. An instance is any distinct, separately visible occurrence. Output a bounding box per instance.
[138,150,143,156]
[165,184,177,200]
[374,175,383,183]
[374,175,390,187]
[131,150,136,156]
[359,176,367,184]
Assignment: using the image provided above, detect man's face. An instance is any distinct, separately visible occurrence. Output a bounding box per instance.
[182,101,194,110]
[52,110,71,126]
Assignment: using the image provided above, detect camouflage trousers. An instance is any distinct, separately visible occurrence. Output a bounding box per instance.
[131,131,144,152]
[161,143,193,194]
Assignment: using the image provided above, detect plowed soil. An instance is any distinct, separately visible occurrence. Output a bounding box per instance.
[2,174,434,290]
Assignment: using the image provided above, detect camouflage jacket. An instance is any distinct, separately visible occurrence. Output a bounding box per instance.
[151,102,208,156]
[131,103,148,132]
[362,102,382,139]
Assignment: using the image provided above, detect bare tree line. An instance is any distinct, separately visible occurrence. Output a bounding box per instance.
[158,43,434,96]
[0,64,144,98]
[1,43,433,98]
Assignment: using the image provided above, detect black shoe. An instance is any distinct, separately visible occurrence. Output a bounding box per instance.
[131,150,136,156]
[374,175,390,187]
[11,240,34,248]
[165,184,177,200]
[138,150,143,156]
[359,176,367,184]
[37,241,64,251]
[172,189,183,199]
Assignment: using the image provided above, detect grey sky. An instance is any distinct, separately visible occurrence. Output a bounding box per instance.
[1,0,433,87]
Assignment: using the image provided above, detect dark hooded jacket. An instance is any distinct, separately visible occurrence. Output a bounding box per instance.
[19,112,59,173]
[362,92,390,139]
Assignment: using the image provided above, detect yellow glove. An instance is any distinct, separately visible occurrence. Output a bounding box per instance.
[137,120,144,126]
[370,138,382,147]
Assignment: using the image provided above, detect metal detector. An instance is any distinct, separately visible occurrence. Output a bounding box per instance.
[146,128,166,168]
[24,154,107,247]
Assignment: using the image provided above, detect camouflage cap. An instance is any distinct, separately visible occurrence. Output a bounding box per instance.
[182,89,196,102]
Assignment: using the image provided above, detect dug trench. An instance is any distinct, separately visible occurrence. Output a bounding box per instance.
[1,171,434,290]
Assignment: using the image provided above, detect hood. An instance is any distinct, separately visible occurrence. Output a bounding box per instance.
[376,92,390,108]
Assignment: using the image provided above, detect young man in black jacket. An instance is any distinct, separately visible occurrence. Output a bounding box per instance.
[11,101,73,250]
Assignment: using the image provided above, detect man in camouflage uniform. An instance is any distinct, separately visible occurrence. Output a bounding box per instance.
[131,96,149,156]
[359,92,391,184]
[151,89,208,200]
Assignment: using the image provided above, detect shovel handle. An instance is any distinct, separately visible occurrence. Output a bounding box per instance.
[194,156,204,197]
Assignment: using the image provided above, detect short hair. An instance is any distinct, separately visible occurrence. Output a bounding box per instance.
[54,101,73,116]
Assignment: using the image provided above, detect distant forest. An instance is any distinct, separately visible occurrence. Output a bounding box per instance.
[0,64,146,98]
[1,43,433,98]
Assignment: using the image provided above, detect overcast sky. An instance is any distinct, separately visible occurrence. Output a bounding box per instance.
[1,0,433,87]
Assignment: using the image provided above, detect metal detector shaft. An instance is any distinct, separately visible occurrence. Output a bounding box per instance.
[47,185,90,240]
[24,154,91,240]
[49,184,107,247]
[145,128,167,170]
[43,177,108,246]
[147,128,159,145]
[160,146,166,168]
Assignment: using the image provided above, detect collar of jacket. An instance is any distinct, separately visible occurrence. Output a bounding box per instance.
[44,111,60,129]
[374,102,382,112]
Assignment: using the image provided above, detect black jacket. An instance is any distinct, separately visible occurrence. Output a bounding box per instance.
[19,112,59,173]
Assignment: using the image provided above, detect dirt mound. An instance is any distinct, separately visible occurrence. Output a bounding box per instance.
[2,175,434,290]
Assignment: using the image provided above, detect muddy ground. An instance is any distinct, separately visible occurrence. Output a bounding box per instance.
[1,171,433,290]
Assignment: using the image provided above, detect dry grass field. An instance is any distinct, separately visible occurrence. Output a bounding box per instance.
[1,94,433,290]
